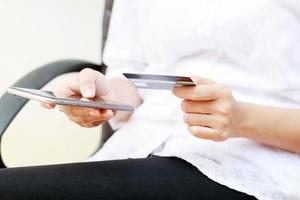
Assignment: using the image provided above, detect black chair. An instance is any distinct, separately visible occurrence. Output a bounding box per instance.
[0,0,115,168]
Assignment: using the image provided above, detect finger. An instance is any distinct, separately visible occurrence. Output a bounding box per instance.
[68,116,83,124]
[89,112,113,126]
[40,102,56,109]
[68,115,106,128]
[65,110,100,125]
[190,75,215,85]
[52,83,75,98]
[79,68,110,98]
[184,113,229,130]
[181,100,214,114]
[48,73,79,98]
[82,121,106,128]
[85,109,112,120]
[58,105,88,119]
[88,108,101,117]
[94,72,110,97]
[59,105,113,123]
[65,73,81,94]
[181,100,233,116]
[173,84,223,101]
[91,120,106,127]
[77,98,114,119]
[183,113,214,127]
[70,107,113,120]
[188,126,226,141]
[61,106,99,119]
[78,68,98,98]
[77,122,99,128]
[101,109,114,120]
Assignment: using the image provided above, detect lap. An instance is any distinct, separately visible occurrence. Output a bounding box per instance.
[0,157,256,200]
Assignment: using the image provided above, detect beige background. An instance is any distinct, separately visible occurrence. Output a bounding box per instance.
[0,0,105,167]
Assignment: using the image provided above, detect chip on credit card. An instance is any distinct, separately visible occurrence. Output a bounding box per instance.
[123,73,196,90]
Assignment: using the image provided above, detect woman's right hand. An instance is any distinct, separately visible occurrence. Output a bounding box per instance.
[41,68,116,128]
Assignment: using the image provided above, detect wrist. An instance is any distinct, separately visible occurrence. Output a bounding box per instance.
[232,102,254,138]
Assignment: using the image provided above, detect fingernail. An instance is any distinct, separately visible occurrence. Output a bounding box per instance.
[46,104,54,109]
[82,87,93,97]
[103,110,113,119]
[190,126,201,132]
[89,110,99,117]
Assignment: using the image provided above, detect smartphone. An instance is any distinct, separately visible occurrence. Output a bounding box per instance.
[7,87,134,112]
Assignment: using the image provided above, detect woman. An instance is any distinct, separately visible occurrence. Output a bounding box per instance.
[2,0,300,199]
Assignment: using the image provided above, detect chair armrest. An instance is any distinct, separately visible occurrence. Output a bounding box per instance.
[0,59,107,167]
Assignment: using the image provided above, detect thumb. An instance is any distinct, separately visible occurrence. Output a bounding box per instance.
[190,75,215,85]
[79,68,98,98]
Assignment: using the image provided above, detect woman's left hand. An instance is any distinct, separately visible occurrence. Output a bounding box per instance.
[173,75,240,142]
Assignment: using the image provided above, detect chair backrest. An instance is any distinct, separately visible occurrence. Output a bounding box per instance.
[96,0,114,74]
[102,0,114,52]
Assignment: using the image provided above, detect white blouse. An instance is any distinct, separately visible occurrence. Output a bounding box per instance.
[88,0,300,199]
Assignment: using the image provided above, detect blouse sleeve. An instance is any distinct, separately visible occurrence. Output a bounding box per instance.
[103,0,147,79]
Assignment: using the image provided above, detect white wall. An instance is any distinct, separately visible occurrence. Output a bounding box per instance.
[0,0,103,95]
[0,0,105,167]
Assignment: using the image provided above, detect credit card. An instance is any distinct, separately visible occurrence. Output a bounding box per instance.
[123,73,195,90]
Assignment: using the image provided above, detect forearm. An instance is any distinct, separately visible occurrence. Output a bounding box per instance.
[108,77,142,123]
[235,102,300,154]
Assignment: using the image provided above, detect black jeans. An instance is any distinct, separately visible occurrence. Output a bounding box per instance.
[0,157,256,200]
